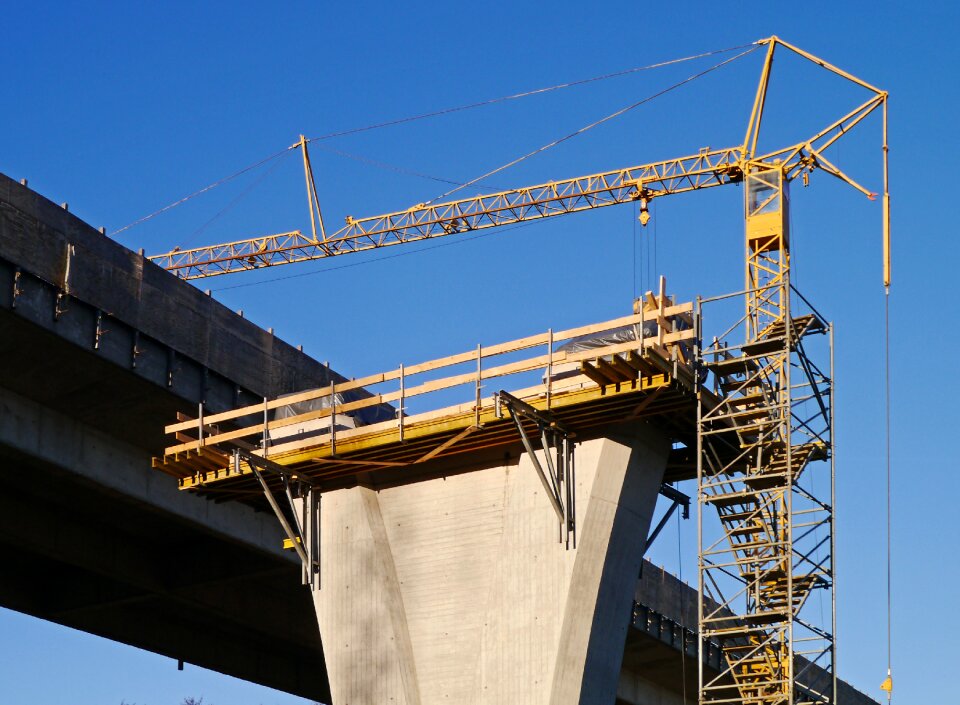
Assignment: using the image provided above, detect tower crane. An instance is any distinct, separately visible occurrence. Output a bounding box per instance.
[149,36,889,705]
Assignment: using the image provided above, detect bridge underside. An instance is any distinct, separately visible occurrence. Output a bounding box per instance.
[0,173,877,705]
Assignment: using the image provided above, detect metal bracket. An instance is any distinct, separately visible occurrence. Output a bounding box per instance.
[235,449,321,589]
[495,390,577,549]
[54,290,67,321]
[11,268,22,309]
[93,310,108,350]
[642,483,691,564]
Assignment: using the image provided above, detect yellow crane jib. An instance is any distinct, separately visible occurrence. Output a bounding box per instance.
[145,35,888,289]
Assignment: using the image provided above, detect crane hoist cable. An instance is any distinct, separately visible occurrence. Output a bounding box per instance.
[879,95,893,704]
[110,42,756,241]
[880,286,893,703]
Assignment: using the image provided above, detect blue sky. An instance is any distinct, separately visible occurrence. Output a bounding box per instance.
[2,2,957,703]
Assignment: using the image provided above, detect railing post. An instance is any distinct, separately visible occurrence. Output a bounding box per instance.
[262,396,269,456]
[398,362,405,443]
[475,343,482,427]
[329,380,337,456]
[546,328,553,410]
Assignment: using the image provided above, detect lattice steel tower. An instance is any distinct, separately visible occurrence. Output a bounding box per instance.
[696,161,837,705]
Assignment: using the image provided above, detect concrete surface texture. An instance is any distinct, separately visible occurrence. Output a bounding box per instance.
[0,171,350,699]
[311,421,668,705]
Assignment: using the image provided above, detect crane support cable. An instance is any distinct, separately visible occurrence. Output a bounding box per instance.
[150,47,762,280]
[304,42,760,144]
[114,42,754,241]
[111,145,296,238]
[311,143,509,190]
[425,45,759,204]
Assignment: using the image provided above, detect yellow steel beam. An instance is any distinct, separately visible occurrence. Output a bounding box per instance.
[149,146,746,279]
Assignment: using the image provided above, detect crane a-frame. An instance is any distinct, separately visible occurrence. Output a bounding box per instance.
[149,37,889,705]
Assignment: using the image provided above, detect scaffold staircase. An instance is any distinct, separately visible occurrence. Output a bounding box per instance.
[697,167,836,705]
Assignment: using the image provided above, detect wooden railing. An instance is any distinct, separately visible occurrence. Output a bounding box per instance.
[164,292,695,459]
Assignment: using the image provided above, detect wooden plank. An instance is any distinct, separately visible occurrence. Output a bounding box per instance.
[595,357,626,384]
[414,425,478,464]
[608,354,639,381]
[166,330,696,454]
[625,385,665,419]
[310,457,409,468]
[580,361,610,388]
[176,371,684,491]
[166,303,694,434]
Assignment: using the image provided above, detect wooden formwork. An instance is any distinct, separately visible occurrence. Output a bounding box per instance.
[154,290,704,503]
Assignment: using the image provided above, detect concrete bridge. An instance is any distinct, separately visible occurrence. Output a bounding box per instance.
[0,174,875,705]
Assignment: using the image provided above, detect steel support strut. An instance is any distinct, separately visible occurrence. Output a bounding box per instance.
[495,390,577,549]
[236,449,321,589]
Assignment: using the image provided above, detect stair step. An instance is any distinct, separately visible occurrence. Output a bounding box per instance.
[705,493,758,508]
[720,509,762,523]
[744,611,789,625]
[730,538,776,551]
[726,392,768,407]
[720,379,764,395]
[756,314,825,343]
[744,474,788,491]
[707,355,760,376]
[729,523,766,538]
[741,338,786,357]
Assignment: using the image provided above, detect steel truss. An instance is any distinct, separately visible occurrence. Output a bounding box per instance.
[696,168,835,705]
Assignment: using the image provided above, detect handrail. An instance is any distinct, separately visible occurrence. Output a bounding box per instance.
[165,298,696,455]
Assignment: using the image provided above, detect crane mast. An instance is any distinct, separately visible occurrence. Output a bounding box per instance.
[147,36,889,705]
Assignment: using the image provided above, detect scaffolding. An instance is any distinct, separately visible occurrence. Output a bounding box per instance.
[696,167,835,705]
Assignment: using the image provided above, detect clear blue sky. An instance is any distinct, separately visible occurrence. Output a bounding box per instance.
[2,2,956,703]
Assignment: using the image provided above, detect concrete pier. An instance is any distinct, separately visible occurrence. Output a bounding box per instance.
[312,422,668,705]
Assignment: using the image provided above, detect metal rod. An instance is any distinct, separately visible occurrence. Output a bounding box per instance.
[475,343,482,427]
[330,380,336,455]
[513,415,562,521]
[249,460,309,567]
[398,362,405,442]
[883,96,891,288]
[546,328,553,410]
[829,322,838,703]
[262,396,269,456]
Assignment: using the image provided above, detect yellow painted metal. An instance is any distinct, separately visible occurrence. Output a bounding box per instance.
[883,97,891,288]
[743,38,777,160]
[148,37,887,284]
[695,36,886,705]
[146,36,888,705]
[299,134,327,243]
[148,147,746,279]
[744,164,789,340]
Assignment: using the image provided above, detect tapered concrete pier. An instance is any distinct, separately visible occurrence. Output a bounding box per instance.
[311,421,668,705]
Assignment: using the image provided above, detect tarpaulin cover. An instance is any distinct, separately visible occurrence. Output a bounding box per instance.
[271,388,395,427]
